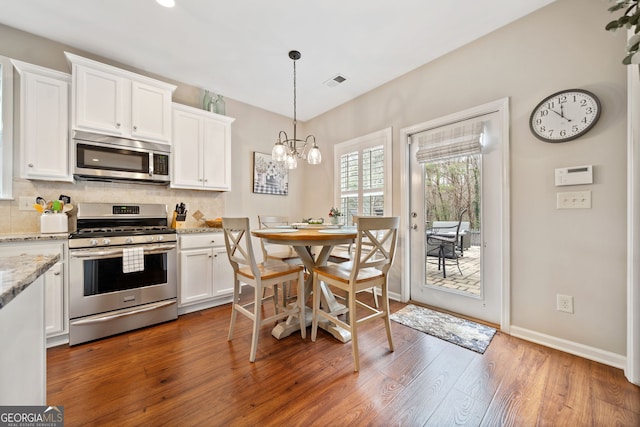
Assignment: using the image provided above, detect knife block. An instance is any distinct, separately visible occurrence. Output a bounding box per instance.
[171,212,186,229]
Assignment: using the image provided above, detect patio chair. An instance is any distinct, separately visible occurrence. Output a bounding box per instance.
[427,208,467,278]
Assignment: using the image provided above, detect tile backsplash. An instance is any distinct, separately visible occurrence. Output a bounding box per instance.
[1,178,225,234]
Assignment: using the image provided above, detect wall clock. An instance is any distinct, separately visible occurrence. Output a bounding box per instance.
[529,89,601,143]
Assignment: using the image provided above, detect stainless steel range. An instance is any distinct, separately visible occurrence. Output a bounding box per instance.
[68,203,177,345]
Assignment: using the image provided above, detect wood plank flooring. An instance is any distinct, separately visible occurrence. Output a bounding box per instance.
[47,296,640,426]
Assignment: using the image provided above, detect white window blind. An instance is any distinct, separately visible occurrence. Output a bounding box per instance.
[335,128,392,225]
[416,119,485,164]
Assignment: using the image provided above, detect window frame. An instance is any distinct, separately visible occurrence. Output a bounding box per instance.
[333,127,392,223]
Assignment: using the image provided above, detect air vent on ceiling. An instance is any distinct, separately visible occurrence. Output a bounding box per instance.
[324,74,348,88]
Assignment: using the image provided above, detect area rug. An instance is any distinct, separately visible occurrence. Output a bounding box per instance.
[390,304,496,354]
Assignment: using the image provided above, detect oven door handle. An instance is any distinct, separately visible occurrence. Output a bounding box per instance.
[144,244,177,254]
[69,243,176,259]
[70,300,176,325]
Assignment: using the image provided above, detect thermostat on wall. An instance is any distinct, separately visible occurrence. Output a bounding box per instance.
[555,165,593,186]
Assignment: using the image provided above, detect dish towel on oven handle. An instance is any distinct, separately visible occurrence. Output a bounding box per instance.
[123,247,145,273]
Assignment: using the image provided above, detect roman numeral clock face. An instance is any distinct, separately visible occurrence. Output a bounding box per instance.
[529,89,601,143]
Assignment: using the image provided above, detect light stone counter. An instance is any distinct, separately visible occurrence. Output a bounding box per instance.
[0,232,68,244]
[0,253,60,309]
[176,227,223,234]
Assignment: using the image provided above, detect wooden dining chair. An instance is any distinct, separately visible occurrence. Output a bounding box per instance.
[311,216,399,371]
[222,217,306,362]
[257,215,302,305]
[257,215,300,264]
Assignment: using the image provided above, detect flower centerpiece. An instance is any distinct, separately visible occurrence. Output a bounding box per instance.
[328,207,342,224]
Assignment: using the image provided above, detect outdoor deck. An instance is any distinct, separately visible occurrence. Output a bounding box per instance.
[426,245,481,295]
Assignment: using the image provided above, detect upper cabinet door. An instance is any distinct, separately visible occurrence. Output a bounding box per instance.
[66,52,176,144]
[131,80,173,144]
[171,103,234,191]
[74,64,126,136]
[12,60,73,182]
[202,115,231,191]
[172,107,204,188]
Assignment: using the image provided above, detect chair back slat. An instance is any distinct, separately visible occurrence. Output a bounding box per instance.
[222,217,259,277]
[351,216,399,279]
[258,215,291,228]
[258,215,293,260]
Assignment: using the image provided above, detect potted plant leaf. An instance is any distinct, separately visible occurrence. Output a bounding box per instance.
[605,0,640,64]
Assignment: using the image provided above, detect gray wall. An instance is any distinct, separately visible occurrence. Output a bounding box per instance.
[304,0,628,355]
[0,0,630,357]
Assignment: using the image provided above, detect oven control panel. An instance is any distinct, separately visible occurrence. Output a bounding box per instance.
[113,205,140,215]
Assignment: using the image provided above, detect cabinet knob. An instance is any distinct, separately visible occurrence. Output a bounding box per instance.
[28,163,34,168]
[204,179,208,183]
[115,122,121,128]
[133,125,138,131]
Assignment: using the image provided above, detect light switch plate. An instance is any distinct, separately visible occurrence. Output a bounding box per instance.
[557,191,591,209]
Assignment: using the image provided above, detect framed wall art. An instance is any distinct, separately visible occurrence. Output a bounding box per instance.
[252,152,288,195]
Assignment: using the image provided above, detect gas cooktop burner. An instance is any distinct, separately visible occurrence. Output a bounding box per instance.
[70,226,175,239]
[74,226,172,234]
[71,203,177,240]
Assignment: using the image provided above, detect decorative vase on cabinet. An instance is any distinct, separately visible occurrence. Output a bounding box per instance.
[214,95,226,115]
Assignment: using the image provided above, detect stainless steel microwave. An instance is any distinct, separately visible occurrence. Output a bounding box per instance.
[73,131,171,184]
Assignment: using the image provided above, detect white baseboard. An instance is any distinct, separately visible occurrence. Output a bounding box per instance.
[178,296,233,316]
[46,334,69,348]
[371,287,402,302]
[510,326,626,370]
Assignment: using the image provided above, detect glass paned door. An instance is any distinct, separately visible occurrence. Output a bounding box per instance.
[425,154,481,296]
[410,111,502,324]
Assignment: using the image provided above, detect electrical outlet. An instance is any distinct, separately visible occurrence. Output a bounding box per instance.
[19,196,36,211]
[557,294,574,313]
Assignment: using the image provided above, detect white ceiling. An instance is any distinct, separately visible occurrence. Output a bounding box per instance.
[0,0,555,121]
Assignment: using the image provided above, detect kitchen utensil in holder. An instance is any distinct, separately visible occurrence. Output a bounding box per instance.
[171,211,186,229]
[41,212,68,234]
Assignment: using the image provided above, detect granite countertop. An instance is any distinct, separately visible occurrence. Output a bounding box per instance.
[0,253,60,309]
[0,232,68,244]
[176,227,223,234]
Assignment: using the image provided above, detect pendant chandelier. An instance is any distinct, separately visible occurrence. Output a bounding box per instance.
[271,50,321,169]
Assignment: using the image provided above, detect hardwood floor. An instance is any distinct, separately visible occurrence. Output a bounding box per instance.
[48,296,640,426]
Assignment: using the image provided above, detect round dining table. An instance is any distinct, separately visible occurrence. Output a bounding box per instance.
[251,226,357,342]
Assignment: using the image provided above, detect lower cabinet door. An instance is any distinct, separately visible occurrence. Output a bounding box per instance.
[179,248,214,306]
[212,247,234,297]
[44,261,65,336]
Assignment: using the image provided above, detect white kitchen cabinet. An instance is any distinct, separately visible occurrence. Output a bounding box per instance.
[44,260,65,337]
[0,241,68,346]
[178,233,234,314]
[66,52,176,144]
[12,60,72,182]
[0,274,46,404]
[172,103,235,191]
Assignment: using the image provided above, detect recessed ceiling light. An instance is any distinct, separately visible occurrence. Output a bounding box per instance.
[156,0,175,8]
